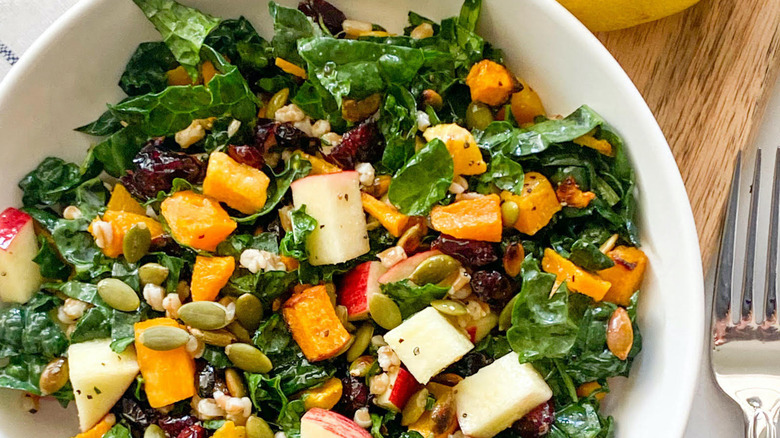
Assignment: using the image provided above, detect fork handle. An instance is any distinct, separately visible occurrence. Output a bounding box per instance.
[744,406,778,438]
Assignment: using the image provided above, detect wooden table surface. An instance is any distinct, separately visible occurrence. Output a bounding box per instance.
[595,0,780,265]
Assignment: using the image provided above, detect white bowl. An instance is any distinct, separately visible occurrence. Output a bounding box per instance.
[0,0,704,436]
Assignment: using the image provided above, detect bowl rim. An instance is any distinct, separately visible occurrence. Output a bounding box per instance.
[0,0,705,436]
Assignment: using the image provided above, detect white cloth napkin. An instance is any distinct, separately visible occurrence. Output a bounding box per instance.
[0,0,80,81]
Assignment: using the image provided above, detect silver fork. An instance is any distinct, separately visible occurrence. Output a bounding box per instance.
[712,148,780,438]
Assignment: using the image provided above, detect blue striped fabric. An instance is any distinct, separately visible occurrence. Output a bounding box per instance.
[0,41,19,66]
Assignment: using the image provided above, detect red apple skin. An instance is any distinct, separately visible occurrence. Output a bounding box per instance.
[377,250,442,284]
[375,367,421,411]
[339,261,386,320]
[301,408,372,438]
[467,326,477,344]
[0,208,33,251]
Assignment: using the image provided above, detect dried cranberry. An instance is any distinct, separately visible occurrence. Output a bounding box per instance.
[298,0,346,35]
[511,400,555,438]
[158,415,198,438]
[334,376,369,415]
[446,352,493,377]
[254,118,279,151]
[431,234,499,267]
[324,120,383,169]
[116,396,157,430]
[471,270,514,310]
[121,141,205,200]
[275,122,310,149]
[176,425,208,438]
[228,145,265,169]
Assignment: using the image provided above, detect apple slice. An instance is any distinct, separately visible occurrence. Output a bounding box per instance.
[301,408,372,438]
[291,171,370,266]
[465,312,499,344]
[68,339,140,431]
[374,367,421,411]
[0,207,42,303]
[454,352,552,438]
[338,261,387,320]
[377,250,441,284]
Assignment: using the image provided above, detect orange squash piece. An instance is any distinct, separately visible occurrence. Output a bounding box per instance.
[282,285,351,362]
[500,172,562,236]
[577,382,606,401]
[201,60,217,86]
[203,152,271,214]
[191,255,236,301]
[423,124,487,176]
[213,421,247,438]
[71,414,116,438]
[574,129,614,156]
[160,191,237,251]
[361,192,410,237]
[555,176,596,208]
[542,248,612,301]
[510,79,546,125]
[275,57,307,79]
[300,377,343,410]
[465,59,517,107]
[294,151,341,174]
[134,318,196,408]
[106,183,146,216]
[598,246,648,306]
[430,194,502,242]
[89,210,164,258]
[166,66,193,86]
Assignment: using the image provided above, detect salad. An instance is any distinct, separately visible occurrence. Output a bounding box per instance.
[0,0,648,437]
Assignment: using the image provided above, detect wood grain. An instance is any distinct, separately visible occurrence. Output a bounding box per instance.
[596,0,780,265]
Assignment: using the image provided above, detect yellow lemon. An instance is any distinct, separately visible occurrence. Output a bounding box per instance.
[556,0,700,32]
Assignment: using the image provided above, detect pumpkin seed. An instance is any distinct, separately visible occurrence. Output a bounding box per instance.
[503,242,525,277]
[97,278,140,312]
[606,307,633,360]
[139,263,169,286]
[369,294,402,330]
[225,368,247,398]
[501,201,520,227]
[227,321,252,344]
[409,255,460,286]
[225,343,273,373]
[266,88,290,119]
[178,301,229,330]
[421,89,443,111]
[431,299,467,316]
[465,101,494,130]
[140,326,190,351]
[401,388,429,426]
[346,323,375,362]
[498,294,519,331]
[430,390,457,434]
[235,293,263,332]
[334,335,355,357]
[144,425,166,438]
[397,222,427,254]
[123,223,152,263]
[348,356,375,377]
[190,328,236,347]
[431,373,463,386]
[245,415,274,438]
[39,358,68,396]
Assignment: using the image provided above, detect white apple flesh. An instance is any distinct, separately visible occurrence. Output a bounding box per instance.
[291,171,370,266]
[338,261,387,320]
[454,352,553,438]
[374,367,421,411]
[0,207,42,303]
[300,408,372,438]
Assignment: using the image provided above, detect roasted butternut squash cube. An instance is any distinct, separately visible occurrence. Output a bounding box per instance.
[598,246,648,306]
[160,191,237,251]
[555,176,596,208]
[203,152,271,215]
[106,183,146,215]
[212,421,246,438]
[510,79,546,125]
[134,318,196,408]
[500,172,561,236]
[542,248,612,301]
[361,192,410,237]
[430,194,502,242]
[166,66,193,86]
[89,210,164,258]
[282,285,351,362]
[465,59,517,107]
[191,255,235,301]
[423,124,487,176]
[574,131,614,156]
[300,377,343,410]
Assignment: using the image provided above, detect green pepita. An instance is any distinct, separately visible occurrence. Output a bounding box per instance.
[123,223,152,263]
[465,101,494,130]
[346,323,374,362]
[235,294,263,332]
[190,328,236,347]
[178,301,229,330]
[431,299,467,316]
[139,263,169,286]
[144,424,166,438]
[369,293,402,330]
[225,368,247,398]
[265,88,290,120]
[401,388,429,426]
[245,415,274,438]
[140,326,190,351]
[498,294,519,331]
[97,278,140,312]
[501,201,520,227]
[409,254,460,286]
[225,343,273,373]
[39,358,68,396]
[227,321,252,344]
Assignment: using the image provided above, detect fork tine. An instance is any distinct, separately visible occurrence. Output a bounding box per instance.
[765,148,780,323]
[714,151,741,321]
[741,150,762,321]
